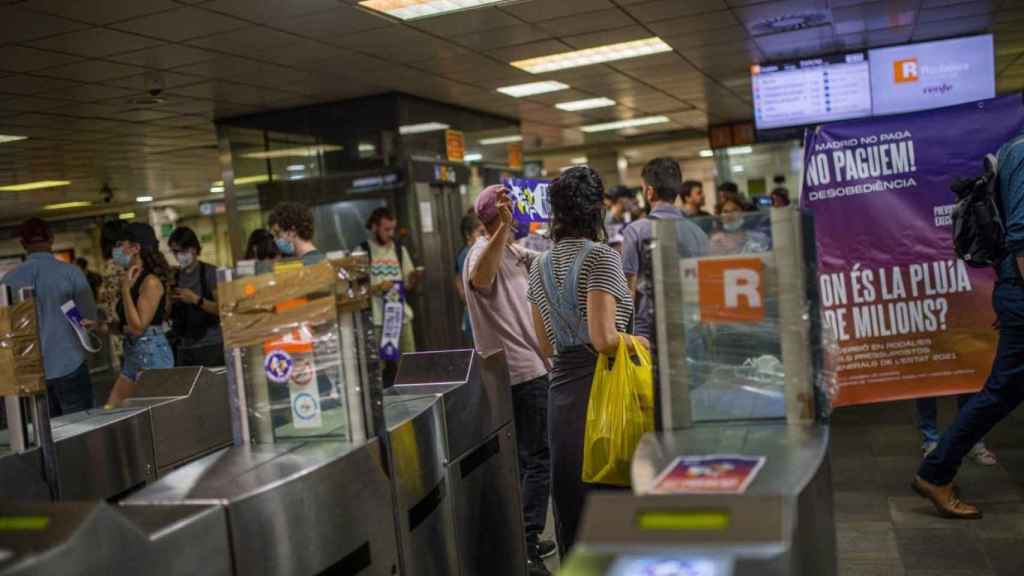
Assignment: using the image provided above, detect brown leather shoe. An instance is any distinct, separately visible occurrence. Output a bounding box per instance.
[912,476,982,519]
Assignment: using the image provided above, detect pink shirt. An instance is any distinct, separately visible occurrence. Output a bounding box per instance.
[464,237,548,386]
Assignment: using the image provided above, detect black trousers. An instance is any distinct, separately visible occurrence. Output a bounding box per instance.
[177,342,226,368]
[513,374,551,542]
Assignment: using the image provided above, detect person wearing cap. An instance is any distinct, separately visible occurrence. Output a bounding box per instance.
[101,222,174,406]
[2,218,98,416]
[465,184,555,574]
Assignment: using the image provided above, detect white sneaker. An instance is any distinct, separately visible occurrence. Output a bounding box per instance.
[922,441,938,456]
[968,444,998,466]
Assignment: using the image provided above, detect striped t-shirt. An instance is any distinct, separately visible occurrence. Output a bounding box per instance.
[527,239,633,349]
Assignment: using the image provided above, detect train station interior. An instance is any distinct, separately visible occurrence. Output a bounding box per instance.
[3,1,1024,575]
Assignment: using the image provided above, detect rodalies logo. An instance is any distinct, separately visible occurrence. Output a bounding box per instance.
[894,58,919,83]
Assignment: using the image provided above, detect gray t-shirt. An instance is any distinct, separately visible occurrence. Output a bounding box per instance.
[176,262,221,348]
[622,204,709,340]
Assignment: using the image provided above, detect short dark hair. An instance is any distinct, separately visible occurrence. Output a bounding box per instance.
[606,185,633,201]
[268,202,314,241]
[718,181,740,194]
[549,166,605,242]
[18,218,52,246]
[681,180,702,199]
[245,229,279,261]
[75,257,88,269]
[168,226,201,254]
[366,207,395,230]
[101,220,126,260]
[641,157,682,203]
[460,213,481,240]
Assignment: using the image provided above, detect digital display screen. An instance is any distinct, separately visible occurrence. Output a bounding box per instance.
[752,52,872,130]
[635,510,730,532]
[608,556,726,576]
[869,34,994,116]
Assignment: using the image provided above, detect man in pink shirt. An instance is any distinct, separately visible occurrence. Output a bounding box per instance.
[465,185,554,573]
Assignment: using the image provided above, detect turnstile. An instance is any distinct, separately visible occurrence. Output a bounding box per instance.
[391,349,527,576]
[570,422,834,576]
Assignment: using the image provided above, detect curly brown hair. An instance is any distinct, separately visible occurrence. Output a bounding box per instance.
[268,202,314,241]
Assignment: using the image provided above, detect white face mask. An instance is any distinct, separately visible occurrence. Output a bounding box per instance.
[176,252,194,268]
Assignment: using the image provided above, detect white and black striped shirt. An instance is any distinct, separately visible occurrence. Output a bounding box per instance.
[527,239,633,348]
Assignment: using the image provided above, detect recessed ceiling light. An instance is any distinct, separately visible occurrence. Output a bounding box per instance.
[358,143,377,152]
[479,135,523,145]
[43,201,92,210]
[580,116,670,133]
[0,134,28,144]
[212,175,270,187]
[464,152,483,162]
[398,122,451,135]
[286,164,305,172]
[496,81,570,98]
[727,145,753,156]
[119,212,136,220]
[555,97,617,111]
[359,0,507,20]
[136,195,153,203]
[571,156,588,164]
[0,180,72,192]
[699,149,714,158]
[732,165,745,173]
[242,145,342,160]
[210,185,225,194]
[511,37,673,74]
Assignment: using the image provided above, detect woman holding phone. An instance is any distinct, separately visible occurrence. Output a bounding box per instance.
[101,222,174,406]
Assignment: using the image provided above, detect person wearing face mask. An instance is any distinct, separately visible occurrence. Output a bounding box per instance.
[168,226,224,368]
[268,202,324,266]
[100,222,174,407]
[621,158,709,341]
[709,198,771,256]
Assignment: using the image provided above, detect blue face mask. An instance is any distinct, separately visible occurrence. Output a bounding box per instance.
[275,237,295,256]
[112,246,132,269]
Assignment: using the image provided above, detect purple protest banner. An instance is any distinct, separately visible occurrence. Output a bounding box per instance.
[503,177,551,225]
[801,95,1024,407]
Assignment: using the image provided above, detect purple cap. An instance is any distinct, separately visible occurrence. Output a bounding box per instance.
[474,184,505,225]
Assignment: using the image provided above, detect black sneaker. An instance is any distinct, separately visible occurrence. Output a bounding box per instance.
[527,555,551,576]
[535,540,557,559]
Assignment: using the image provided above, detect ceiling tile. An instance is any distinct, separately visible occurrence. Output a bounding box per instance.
[0,46,81,73]
[61,83,136,102]
[271,5,392,39]
[499,0,614,22]
[38,60,148,82]
[486,39,572,62]
[0,74,80,96]
[911,14,993,40]
[103,71,206,92]
[111,7,249,42]
[624,0,727,22]
[186,26,301,57]
[647,10,742,39]
[28,28,163,58]
[201,0,341,23]
[410,7,521,36]
[536,8,631,37]
[23,0,180,25]
[453,23,553,51]
[561,25,651,50]
[831,0,917,35]
[0,5,86,45]
[108,44,219,69]
[338,28,473,64]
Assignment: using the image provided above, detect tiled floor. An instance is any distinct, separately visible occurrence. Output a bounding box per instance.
[832,398,1024,576]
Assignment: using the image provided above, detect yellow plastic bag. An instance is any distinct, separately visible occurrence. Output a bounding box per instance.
[582,336,654,486]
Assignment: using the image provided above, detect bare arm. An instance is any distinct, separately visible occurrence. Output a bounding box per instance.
[587,291,649,355]
[627,273,637,299]
[454,273,466,302]
[531,304,554,358]
[123,272,164,337]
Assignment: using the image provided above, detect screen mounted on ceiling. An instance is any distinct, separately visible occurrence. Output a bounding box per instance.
[751,52,872,130]
[868,34,995,116]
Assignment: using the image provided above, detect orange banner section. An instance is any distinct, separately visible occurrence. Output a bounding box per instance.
[697,257,765,324]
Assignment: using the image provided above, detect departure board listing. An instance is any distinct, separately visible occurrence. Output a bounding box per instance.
[752,52,872,130]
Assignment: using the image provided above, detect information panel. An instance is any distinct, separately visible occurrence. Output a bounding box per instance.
[752,52,872,130]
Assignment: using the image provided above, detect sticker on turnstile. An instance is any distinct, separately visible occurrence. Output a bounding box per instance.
[609,556,723,576]
[264,350,294,383]
[650,455,766,495]
[288,356,322,429]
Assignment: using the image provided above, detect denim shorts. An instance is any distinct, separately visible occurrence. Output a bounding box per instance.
[121,328,174,381]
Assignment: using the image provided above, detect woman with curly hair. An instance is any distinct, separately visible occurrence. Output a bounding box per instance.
[527,166,649,555]
[100,222,174,406]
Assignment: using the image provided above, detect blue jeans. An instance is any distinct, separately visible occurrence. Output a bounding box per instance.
[121,328,174,382]
[919,283,1024,485]
[45,362,93,417]
[513,375,551,542]
[915,394,972,444]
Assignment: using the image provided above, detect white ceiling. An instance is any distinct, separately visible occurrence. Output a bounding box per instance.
[0,0,1023,221]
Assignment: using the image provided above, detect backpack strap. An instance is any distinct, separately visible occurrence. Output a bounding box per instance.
[539,241,597,352]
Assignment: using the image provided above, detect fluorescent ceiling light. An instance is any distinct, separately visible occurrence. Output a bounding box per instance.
[210,185,225,194]
[464,153,483,162]
[479,135,522,146]
[241,145,342,160]
[699,149,714,158]
[212,175,270,187]
[580,116,670,133]
[555,97,616,111]
[496,81,569,98]
[286,164,305,172]
[0,134,28,144]
[732,165,745,173]
[136,195,153,203]
[727,145,753,156]
[43,201,91,211]
[358,143,376,152]
[571,156,588,165]
[511,37,672,74]
[359,0,506,20]
[0,180,71,192]
[119,212,136,220]
[398,122,450,135]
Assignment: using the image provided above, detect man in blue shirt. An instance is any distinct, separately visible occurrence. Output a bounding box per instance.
[914,133,1024,519]
[2,218,97,416]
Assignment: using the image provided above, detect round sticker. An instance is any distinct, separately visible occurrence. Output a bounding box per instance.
[292,392,318,421]
[291,357,315,387]
[264,350,294,384]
